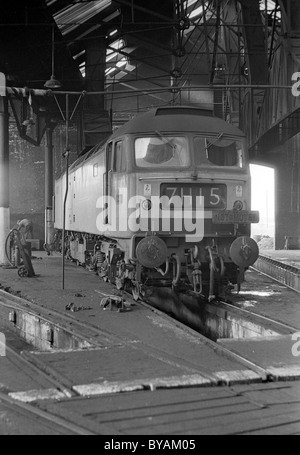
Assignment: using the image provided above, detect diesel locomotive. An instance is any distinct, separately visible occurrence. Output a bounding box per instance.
[54,106,259,301]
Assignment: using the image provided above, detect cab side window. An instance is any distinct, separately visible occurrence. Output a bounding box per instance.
[115,141,126,172]
[107,142,113,171]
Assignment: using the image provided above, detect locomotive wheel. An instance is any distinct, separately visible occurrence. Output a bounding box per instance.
[18,266,29,278]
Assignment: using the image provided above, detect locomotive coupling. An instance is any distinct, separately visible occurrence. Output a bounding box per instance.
[230,237,259,268]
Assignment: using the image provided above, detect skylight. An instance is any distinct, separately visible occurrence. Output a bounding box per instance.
[260,0,277,10]
[45,1,138,85]
[116,57,127,68]
[110,39,126,51]
[189,5,204,19]
[187,1,210,22]
[106,51,118,62]
[73,50,86,60]
[259,0,281,23]
[53,0,112,35]
[79,61,86,78]
[187,0,199,7]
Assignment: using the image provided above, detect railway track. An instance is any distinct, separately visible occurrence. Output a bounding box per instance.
[217,298,299,333]
[0,288,267,382]
[0,332,96,434]
[3,338,75,395]
[253,255,300,294]
[0,391,95,435]
[0,284,297,391]
[0,278,299,435]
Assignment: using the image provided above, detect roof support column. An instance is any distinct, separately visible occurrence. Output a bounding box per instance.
[45,124,55,250]
[274,138,300,249]
[0,78,10,265]
[83,37,111,148]
[239,0,268,144]
[239,0,268,84]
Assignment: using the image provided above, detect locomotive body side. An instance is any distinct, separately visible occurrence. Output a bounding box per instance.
[55,146,105,235]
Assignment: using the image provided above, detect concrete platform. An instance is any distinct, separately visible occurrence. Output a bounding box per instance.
[219,335,300,381]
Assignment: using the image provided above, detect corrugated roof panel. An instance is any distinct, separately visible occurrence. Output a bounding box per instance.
[45,0,60,7]
[54,0,112,35]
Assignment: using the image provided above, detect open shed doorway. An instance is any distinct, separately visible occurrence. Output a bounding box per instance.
[250,164,275,250]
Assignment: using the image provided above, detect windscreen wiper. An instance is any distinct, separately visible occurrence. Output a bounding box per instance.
[205,132,224,158]
[155,130,176,154]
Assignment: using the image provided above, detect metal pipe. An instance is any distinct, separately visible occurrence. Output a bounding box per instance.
[268,1,279,68]
[201,0,212,73]
[210,0,221,84]
[171,254,181,289]
[209,260,215,302]
[156,258,170,277]
[62,94,70,290]
[45,126,54,248]
[0,22,285,28]
[6,84,295,99]
[265,0,269,73]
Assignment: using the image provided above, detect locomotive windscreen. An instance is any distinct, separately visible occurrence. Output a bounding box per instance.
[135,136,190,168]
[194,137,244,168]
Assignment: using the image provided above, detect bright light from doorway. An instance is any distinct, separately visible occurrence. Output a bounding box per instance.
[250,164,275,238]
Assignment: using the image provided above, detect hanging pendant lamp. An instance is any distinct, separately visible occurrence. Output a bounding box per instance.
[44,25,62,89]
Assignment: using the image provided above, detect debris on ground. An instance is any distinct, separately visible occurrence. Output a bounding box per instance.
[100,295,132,312]
[65,302,93,312]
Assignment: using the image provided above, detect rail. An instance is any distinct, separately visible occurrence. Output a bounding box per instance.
[0,392,95,435]
[0,279,299,408]
[253,254,300,293]
[0,288,271,386]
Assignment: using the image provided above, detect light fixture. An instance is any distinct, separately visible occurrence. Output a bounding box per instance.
[44,25,62,89]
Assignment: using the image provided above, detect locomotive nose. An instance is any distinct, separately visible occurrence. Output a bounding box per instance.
[230,237,259,268]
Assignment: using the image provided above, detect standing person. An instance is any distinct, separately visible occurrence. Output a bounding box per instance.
[17,219,33,240]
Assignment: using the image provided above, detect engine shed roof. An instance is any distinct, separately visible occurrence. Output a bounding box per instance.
[111,107,246,139]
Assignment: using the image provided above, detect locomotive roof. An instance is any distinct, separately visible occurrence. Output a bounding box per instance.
[68,106,246,173]
[111,106,245,139]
